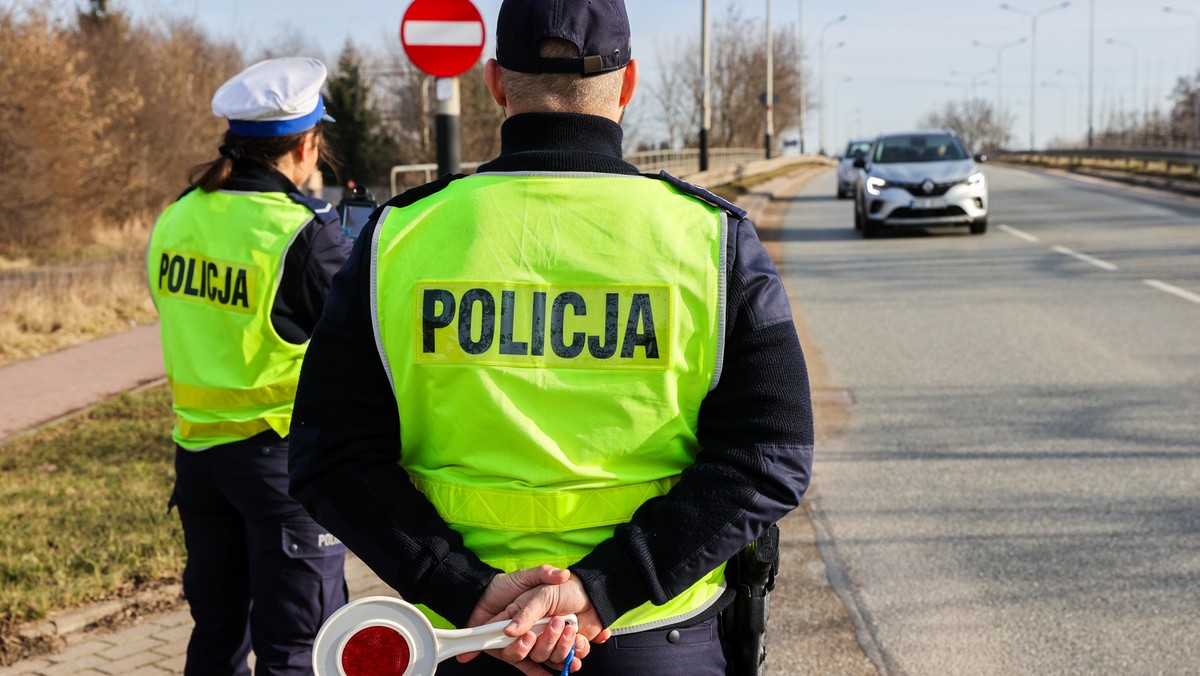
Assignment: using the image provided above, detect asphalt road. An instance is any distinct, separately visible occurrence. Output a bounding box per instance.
[775,165,1200,675]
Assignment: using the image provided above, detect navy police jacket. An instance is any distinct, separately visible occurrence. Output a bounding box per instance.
[288,112,815,631]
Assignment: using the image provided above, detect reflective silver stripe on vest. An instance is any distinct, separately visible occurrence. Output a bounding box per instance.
[371,206,399,399]
[608,581,728,636]
[710,212,731,392]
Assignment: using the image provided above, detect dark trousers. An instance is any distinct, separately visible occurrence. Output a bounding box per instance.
[436,618,727,675]
[172,433,348,676]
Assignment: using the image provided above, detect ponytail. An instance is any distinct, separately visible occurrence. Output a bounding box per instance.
[187,125,325,193]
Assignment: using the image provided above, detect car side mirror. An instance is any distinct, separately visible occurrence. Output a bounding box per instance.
[974,153,988,163]
[853,157,866,169]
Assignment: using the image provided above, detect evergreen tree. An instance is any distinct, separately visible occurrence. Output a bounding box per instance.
[324,41,380,186]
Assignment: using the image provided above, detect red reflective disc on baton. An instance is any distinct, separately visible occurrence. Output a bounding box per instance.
[340,625,410,676]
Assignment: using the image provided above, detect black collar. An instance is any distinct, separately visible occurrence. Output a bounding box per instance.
[477,113,640,175]
[223,161,301,194]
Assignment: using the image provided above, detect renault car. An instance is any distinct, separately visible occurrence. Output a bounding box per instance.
[852,130,988,237]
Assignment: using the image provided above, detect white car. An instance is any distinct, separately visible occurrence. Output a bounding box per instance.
[853,131,989,237]
[836,139,873,199]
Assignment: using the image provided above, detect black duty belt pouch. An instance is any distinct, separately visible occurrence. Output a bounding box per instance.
[720,524,780,675]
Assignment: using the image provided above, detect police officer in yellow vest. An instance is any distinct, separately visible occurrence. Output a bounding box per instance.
[289,1,814,673]
[147,57,351,675]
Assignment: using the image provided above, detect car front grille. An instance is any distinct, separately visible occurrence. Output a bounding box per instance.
[894,181,956,197]
[888,205,968,219]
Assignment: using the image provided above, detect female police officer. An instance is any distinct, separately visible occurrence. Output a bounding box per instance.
[147,57,351,675]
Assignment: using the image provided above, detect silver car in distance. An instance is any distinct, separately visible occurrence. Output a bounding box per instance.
[836,138,873,199]
[852,130,989,238]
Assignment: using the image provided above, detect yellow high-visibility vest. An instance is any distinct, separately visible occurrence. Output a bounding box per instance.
[373,173,729,633]
[147,189,314,449]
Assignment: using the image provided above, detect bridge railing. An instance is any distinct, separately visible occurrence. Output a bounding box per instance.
[998,148,1200,185]
[389,148,772,195]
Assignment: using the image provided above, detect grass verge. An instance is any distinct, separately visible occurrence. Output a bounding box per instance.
[0,219,159,369]
[0,385,181,661]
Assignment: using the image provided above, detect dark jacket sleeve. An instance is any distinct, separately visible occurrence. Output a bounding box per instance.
[272,204,353,343]
[288,180,498,628]
[568,215,815,625]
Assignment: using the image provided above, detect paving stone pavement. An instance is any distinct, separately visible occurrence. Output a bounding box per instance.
[0,554,397,676]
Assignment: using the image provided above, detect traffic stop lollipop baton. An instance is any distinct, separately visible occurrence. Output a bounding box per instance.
[313,595,578,676]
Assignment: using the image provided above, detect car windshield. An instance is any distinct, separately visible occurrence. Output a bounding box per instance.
[844,141,871,158]
[872,134,968,164]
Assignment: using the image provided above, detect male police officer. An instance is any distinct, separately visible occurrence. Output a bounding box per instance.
[149,58,351,675]
[288,1,814,673]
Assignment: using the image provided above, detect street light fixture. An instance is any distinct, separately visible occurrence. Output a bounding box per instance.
[972,37,1026,130]
[950,67,998,101]
[1165,5,1200,146]
[1000,1,1072,149]
[819,14,848,155]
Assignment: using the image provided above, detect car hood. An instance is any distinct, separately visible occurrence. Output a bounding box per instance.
[870,159,976,183]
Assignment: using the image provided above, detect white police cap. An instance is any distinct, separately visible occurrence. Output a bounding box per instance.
[212,57,335,138]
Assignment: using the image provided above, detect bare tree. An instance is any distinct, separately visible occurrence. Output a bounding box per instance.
[649,6,808,154]
[918,98,1013,153]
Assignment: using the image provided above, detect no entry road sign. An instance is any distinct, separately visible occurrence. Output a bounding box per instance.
[401,0,486,78]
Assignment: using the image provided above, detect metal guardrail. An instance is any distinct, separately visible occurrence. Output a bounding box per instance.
[389,148,772,195]
[999,148,1200,179]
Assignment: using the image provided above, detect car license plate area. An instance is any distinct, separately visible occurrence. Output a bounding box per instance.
[909,198,946,210]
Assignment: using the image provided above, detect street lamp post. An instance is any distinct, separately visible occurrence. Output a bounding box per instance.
[972,37,1026,131]
[766,0,774,159]
[797,0,805,153]
[819,14,848,155]
[950,68,997,101]
[1165,5,1200,147]
[1000,1,1072,150]
[1106,37,1139,145]
[701,0,711,171]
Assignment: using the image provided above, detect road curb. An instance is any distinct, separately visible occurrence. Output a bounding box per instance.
[16,584,183,643]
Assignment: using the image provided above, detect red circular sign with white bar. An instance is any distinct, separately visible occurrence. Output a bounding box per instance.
[401,0,486,78]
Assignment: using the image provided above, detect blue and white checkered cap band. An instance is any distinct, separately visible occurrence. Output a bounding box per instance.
[228,94,331,137]
[213,57,334,138]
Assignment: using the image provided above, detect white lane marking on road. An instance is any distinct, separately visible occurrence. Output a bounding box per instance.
[999,224,1040,242]
[1144,279,1200,305]
[1052,245,1120,271]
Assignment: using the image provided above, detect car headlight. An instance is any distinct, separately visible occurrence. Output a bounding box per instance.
[866,176,888,196]
[966,172,985,188]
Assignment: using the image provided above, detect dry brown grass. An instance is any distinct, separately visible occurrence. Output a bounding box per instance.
[0,216,159,368]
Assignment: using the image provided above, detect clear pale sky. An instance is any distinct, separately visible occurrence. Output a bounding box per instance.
[29,0,1200,151]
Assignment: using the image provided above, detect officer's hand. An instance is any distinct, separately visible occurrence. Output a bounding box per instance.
[458,565,589,673]
[502,576,611,645]
[483,613,588,675]
[471,565,571,625]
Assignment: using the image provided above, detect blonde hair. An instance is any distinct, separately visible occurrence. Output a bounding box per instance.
[501,39,624,116]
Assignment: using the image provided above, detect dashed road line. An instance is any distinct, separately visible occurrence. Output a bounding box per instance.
[1144,279,1200,305]
[999,224,1040,242]
[992,222,1196,308]
[1052,245,1120,272]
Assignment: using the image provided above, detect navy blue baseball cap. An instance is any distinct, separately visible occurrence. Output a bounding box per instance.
[496,0,632,76]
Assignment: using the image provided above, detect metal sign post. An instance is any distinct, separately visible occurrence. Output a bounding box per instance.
[435,78,462,176]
